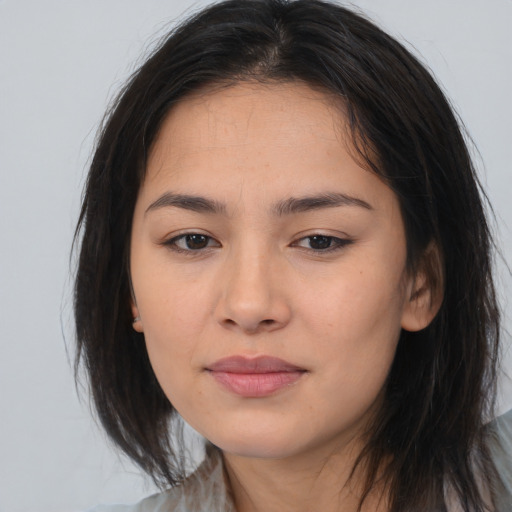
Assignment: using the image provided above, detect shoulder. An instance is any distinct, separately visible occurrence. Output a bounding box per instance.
[487,408,512,474]
[487,408,512,510]
[85,490,176,512]
[86,446,235,512]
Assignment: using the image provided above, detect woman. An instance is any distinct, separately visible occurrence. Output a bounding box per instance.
[75,0,512,510]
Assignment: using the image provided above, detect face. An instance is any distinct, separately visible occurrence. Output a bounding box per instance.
[130,82,427,461]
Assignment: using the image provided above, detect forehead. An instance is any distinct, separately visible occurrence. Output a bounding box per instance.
[141,81,395,214]
[148,81,344,164]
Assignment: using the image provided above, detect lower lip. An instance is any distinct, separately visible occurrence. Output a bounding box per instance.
[209,371,304,397]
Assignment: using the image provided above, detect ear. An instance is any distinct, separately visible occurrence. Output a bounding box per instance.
[401,242,444,332]
[129,271,144,333]
[131,301,144,333]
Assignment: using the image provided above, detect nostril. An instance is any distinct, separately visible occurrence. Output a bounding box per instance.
[221,317,277,332]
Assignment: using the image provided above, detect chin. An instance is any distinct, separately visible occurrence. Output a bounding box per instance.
[201,423,298,459]
[216,438,297,459]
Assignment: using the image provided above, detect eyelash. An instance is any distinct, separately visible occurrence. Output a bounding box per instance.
[163,233,220,254]
[292,235,353,253]
[163,233,353,255]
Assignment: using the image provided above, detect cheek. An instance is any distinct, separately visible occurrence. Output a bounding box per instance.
[305,276,403,429]
[303,261,406,339]
[141,312,202,416]
[134,266,231,411]
[135,253,212,332]
[299,260,406,388]
[132,280,204,391]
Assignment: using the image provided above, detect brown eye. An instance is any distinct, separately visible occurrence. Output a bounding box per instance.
[165,233,220,252]
[308,235,333,250]
[183,234,209,250]
[293,235,353,253]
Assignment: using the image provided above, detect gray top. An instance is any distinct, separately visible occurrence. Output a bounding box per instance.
[89,410,512,512]
[488,408,512,511]
[88,445,234,512]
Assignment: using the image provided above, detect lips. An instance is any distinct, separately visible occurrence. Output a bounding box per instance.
[206,356,306,397]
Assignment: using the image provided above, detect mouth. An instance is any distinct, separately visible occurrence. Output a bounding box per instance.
[205,356,307,397]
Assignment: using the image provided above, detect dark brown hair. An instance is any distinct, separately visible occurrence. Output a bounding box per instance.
[74,1,501,510]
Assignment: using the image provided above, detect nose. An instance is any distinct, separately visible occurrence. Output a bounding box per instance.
[215,246,291,334]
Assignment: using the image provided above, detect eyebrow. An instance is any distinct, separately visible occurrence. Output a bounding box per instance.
[272,192,373,216]
[146,193,227,215]
[145,191,373,216]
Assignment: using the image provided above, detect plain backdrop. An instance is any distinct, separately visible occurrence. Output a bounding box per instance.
[1,1,511,511]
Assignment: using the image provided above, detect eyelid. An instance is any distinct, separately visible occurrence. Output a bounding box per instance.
[158,230,353,255]
[291,233,354,253]
[161,231,221,254]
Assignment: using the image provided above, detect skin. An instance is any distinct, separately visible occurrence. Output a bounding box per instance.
[130,82,437,511]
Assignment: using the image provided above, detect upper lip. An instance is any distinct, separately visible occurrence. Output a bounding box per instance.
[206,356,305,374]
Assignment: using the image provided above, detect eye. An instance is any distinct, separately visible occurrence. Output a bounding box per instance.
[294,235,352,252]
[165,233,220,252]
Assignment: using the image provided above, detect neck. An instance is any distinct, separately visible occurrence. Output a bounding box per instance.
[222,438,389,512]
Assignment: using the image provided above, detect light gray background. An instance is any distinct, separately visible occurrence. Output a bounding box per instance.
[1,1,511,511]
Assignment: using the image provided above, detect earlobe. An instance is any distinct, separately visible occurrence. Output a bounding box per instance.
[400,280,440,332]
[401,243,444,332]
[131,302,144,333]
[129,271,143,333]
